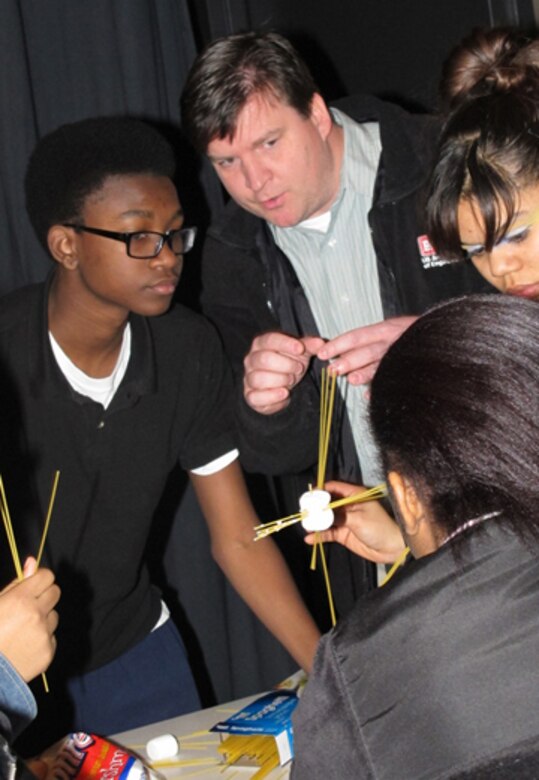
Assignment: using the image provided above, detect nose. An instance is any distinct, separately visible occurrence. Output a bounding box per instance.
[241,157,270,193]
[487,244,524,278]
[148,241,181,272]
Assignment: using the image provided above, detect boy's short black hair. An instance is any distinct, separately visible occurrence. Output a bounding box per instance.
[25,116,176,251]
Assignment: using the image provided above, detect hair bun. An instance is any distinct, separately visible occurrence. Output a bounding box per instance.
[440,27,536,111]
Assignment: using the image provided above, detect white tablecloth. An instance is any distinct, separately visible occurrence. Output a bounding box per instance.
[111,694,292,779]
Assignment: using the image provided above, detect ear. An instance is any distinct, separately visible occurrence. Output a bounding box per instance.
[309,92,333,140]
[388,471,441,557]
[387,471,424,538]
[47,225,79,270]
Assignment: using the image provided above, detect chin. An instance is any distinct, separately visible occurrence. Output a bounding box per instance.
[137,300,174,318]
[265,211,301,228]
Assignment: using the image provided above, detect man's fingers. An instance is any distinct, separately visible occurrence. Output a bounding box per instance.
[325,341,386,378]
[318,317,417,376]
[301,335,326,357]
[346,364,378,386]
[244,368,298,391]
[244,387,291,415]
[250,331,305,356]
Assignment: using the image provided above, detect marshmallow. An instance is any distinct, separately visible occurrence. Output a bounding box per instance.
[146,733,179,762]
[299,489,334,532]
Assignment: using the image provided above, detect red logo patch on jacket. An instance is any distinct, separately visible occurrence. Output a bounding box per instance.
[416,235,452,269]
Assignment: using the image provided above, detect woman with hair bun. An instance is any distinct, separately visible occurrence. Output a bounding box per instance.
[292,294,539,779]
[427,26,539,300]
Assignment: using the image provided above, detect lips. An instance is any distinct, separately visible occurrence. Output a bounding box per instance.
[149,276,178,295]
[506,283,539,301]
[259,193,285,210]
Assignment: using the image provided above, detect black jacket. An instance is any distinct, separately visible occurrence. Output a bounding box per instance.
[201,94,493,483]
[291,520,539,779]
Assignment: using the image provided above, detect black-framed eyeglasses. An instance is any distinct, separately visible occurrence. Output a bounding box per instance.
[63,224,197,259]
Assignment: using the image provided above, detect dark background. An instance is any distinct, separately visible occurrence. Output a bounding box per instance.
[188,0,536,109]
[1,0,536,707]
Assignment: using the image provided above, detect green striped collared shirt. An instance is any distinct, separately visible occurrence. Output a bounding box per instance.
[270,108,383,484]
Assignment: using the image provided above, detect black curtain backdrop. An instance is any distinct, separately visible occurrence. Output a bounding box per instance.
[1,0,199,293]
[189,0,536,111]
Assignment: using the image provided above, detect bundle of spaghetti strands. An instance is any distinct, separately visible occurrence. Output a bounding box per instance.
[0,470,60,691]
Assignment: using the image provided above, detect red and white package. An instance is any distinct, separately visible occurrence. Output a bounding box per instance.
[47,732,156,780]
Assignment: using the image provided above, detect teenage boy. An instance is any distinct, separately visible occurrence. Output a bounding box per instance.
[1,116,319,753]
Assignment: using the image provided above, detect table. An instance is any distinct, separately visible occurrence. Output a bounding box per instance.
[112,694,292,779]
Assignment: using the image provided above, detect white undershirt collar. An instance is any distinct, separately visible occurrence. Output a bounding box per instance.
[48,323,131,409]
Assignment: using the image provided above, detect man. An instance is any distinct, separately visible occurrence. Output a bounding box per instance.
[181,31,492,610]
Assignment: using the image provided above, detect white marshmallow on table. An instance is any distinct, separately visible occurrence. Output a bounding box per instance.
[146,733,179,761]
[299,489,334,532]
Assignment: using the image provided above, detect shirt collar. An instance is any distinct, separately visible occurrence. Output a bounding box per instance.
[29,272,156,407]
[331,107,381,200]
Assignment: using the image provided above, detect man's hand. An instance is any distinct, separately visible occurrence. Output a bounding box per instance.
[0,557,60,682]
[303,481,406,564]
[243,332,324,414]
[318,316,417,385]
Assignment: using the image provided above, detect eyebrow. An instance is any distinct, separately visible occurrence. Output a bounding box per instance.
[208,129,282,161]
[510,206,539,228]
[251,128,281,147]
[118,207,184,220]
[461,206,539,252]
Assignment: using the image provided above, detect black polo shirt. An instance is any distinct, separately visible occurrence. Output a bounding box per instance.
[0,278,236,674]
